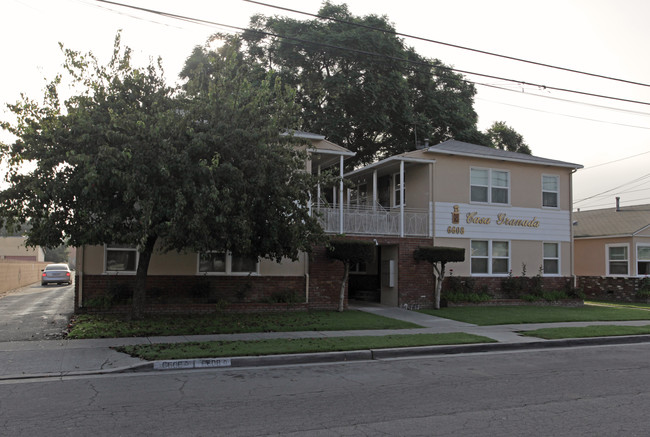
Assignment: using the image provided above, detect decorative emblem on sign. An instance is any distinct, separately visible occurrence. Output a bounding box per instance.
[451,205,460,224]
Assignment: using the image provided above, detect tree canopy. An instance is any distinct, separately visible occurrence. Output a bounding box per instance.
[186,3,478,167]
[182,3,532,166]
[485,121,532,154]
[0,34,323,317]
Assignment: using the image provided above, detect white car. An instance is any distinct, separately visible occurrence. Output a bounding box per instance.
[41,263,73,286]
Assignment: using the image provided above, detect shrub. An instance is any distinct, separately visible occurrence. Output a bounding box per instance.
[264,291,303,304]
[106,281,133,304]
[444,291,492,303]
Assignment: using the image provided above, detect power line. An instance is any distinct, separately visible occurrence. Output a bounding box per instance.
[245,0,650,89]
[94,0,650,108]
[574,173,650,204]
[478,83,650,118]
[476,94,650,131]
[581,151,650,171]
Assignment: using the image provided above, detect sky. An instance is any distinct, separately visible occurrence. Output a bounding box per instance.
[2,0,650,211]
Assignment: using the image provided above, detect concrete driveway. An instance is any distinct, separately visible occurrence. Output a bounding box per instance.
[0,282,74,341]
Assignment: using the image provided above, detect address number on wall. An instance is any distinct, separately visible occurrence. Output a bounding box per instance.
[447,226,465,235]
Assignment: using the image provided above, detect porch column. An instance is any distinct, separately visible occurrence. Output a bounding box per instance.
[372,170,378,211]
[339,155,344,234]
[400,160,405,238]
[317,165,321,211]
[429,162,434,238]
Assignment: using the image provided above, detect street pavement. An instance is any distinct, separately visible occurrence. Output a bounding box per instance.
[2,301,650,380]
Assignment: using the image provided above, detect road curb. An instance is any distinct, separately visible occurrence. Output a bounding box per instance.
[5,335,650,381]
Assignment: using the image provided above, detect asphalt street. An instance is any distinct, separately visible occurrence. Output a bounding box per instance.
[3,342,650,436]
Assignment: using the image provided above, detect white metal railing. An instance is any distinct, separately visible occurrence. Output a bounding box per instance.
[313,202,430,236]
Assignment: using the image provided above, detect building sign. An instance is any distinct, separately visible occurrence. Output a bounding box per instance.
[435,202,570,242]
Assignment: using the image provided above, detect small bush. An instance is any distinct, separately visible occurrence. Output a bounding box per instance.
[444,290,492,303]
[85,295,113,309]
[106,281,133,304]
[264,291,303,304]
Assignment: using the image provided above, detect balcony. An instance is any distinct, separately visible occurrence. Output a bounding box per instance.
[313,202,431,237]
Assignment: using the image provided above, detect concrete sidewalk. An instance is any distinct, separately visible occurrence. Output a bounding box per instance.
[3,303,650,380]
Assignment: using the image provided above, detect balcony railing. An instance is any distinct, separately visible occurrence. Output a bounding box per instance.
[313,202,431,237]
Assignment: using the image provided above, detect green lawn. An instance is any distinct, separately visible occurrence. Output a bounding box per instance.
[116,333,496,361]
[67,310,422,339]
[419,305,650,326]
[521,324,650,340]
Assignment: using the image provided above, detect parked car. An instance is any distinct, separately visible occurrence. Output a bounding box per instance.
[41,263,73,286]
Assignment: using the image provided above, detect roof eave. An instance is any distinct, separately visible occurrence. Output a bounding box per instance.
[426,147,584,169]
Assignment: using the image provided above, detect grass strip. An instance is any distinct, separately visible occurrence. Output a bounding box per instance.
[586,301,650,310]
[67,310,422,339]
[419,305,650,326]
[115,333,496,360]
[521,324,650,340]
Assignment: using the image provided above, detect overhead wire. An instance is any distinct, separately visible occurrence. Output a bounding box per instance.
[94,0,650,107]
[87,0,650,208]
[245,0,650,89]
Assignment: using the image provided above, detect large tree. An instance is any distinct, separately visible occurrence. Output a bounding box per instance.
[217,2,482,167]
[485,121,532,154]
[0,35,323,318]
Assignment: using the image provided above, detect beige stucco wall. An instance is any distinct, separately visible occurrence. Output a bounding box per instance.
[0,237,45,261]
[575,235,650,277]
[0,260,49,293]
[434,237,572,277]
[380,245,399,306]
[79,245,305,276]
[574,237,629,276]
[431,154,573,210]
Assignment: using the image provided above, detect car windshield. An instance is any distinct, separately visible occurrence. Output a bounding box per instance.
[45,264,68,271]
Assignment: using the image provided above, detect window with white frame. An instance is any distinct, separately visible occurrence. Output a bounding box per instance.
[471,240,510,275]
[105,244,138,272]
[543,242,560,275]
[607,244,629,276]
[637,245,650,276]
[470,168,509,204]
[542,175,559,208]
[198,252,258,275]
[393,173,404,207]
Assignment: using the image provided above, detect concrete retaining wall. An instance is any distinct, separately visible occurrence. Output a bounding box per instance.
[0,260,49,294]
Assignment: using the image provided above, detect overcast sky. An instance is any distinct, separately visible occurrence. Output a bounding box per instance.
[3,0,650,211]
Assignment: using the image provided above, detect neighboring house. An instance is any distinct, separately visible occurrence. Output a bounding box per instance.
[573,201,650,300]
[75,137,583,312]
[0,236,45,262]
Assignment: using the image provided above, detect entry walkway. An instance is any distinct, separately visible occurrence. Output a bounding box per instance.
[3,303,650,380]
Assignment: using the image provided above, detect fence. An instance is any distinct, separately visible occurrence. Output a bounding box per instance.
[0,260,49,295]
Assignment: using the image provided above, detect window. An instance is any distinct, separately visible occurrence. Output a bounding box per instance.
[198,252,258,275]
[393,173,404,207]
[105,245,138,272]
[638,245,650,276]
[471,240,509,275]
[607,244,629,276]
[543,243,560,275]
[350,262,367,274]
[542,175,559,208]
[470,168,509,204]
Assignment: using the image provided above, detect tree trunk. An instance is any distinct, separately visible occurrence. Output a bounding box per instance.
[338,262,349,312]
[131,235,157,319]
[433,262,446,310]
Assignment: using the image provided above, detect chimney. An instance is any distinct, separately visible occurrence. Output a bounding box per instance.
[424,138,430,147]
[616,197,620,212]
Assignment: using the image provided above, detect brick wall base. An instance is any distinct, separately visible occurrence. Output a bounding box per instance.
[577,276,650,302]
[74,274,340,314]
